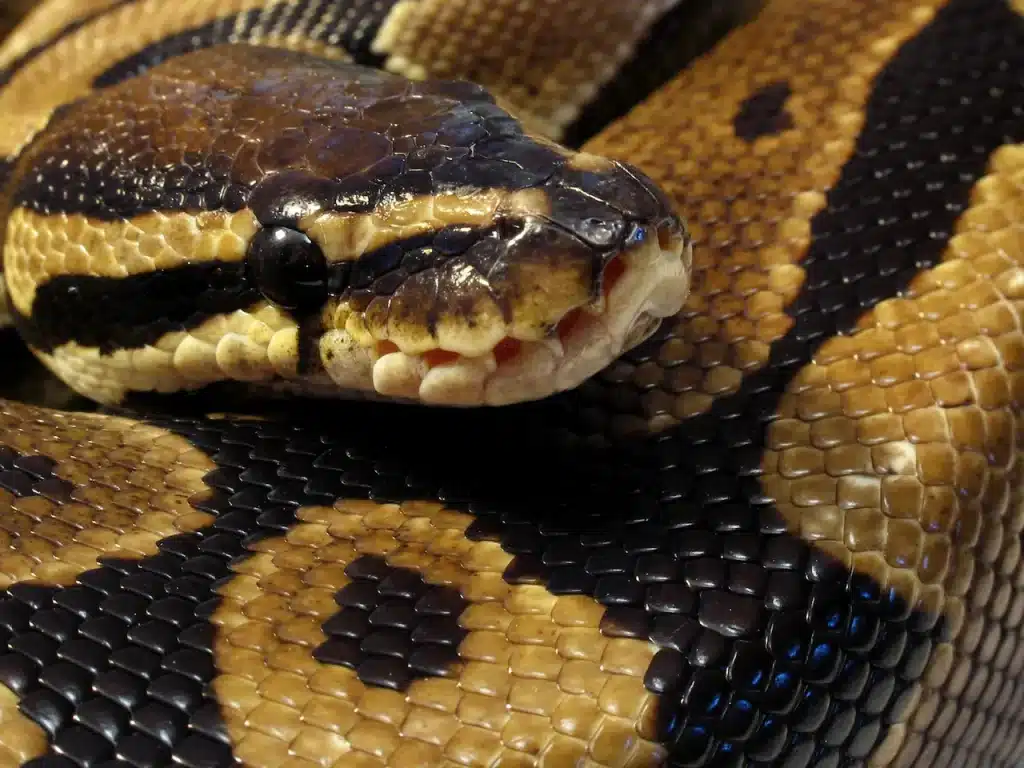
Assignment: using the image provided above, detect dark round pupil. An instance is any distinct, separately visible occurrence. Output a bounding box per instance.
[246,226,328,311]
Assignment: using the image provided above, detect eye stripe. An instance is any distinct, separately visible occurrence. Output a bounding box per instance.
[13,260,258,355]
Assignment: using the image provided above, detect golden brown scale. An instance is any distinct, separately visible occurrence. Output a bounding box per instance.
[0,402,215,587]
[374,0,677,139]
[2,0,1024,766]
[584,0,941,431]
[0,400,216,764]
[212,500,664,768]
[765,148,1024,766]
[584,1,1024,765]
[0,0,122,64]
[0,396,669,767]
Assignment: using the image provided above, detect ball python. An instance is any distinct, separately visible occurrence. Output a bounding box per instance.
[0,0,1020,766]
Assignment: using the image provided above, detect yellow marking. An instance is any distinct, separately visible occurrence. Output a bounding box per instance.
[3,208,259,316]
[0,684,47,765]
[566,152,618,172]
[300,188,550,264]
[211,500,666,768]
[0,0,125,70]
[3,187,551,321]
[34,302,300,405]
[583,0,945,431]
[0,399,215,588]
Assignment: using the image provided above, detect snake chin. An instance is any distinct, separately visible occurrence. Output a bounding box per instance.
[317,230,691,406]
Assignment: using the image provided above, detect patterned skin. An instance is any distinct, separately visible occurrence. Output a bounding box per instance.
[3,45,690,407]
[0,1,1021,768]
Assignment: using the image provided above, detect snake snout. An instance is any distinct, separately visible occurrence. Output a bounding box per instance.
[314,153,693,408]
[538,183,691,397]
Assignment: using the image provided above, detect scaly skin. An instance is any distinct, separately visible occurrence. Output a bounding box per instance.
[0,1,1020,768]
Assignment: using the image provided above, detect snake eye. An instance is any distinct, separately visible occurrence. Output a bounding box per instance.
[625,223,647,246]
[246,226,328,311]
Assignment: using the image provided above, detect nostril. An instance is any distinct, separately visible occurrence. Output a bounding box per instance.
[602,254,626,298]
[657,221,682,252]
[625,312,660,349]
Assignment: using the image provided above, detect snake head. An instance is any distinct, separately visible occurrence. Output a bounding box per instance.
[4,44,690,408]
[195,46,696,406]
[294,151,691,407]
[223,56,695,407]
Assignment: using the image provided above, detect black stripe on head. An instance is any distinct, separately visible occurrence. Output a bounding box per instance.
[13,260,260,355]
[11,222,501,358]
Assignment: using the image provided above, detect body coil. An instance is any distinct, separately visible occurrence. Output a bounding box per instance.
[0,1,1020,767]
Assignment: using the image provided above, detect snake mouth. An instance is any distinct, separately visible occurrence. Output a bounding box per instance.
[317,224,691,406]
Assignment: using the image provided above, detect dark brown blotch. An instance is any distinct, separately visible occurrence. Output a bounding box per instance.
[305,127,394,181]
[8,42,597,225]
[6,45,536,221]
[312,555,469,691]
[733,80,795,143]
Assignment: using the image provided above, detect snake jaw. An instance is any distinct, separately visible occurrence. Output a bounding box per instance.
[315,211,691,406]
[547,223,691,396]
[2,40,691,408]
[309,157,693,407]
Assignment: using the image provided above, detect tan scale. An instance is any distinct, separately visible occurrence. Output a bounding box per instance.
[0,401,222,761]
[372,0,679,139]
[579,1,1024,765]
[0,0,103,65]
[0,684,46,766]
[210,499,665,768]
[762,141,1024,766]
[0,399,215,585]
[584,0,944,435]
[3,208,259,316]
[36,302,301,404]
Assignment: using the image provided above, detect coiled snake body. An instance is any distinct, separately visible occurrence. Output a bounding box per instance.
[0,0,1019,766]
